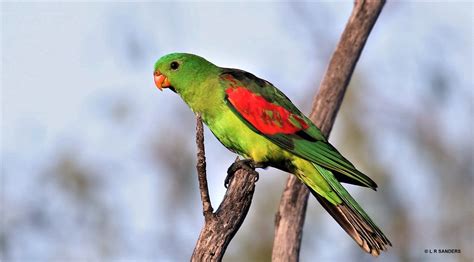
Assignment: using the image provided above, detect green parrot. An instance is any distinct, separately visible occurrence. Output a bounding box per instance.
[154,53,391,256]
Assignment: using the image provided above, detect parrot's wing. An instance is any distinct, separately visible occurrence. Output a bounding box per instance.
[220,68,377,189]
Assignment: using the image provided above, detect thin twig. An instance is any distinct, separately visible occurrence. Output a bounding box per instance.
[272,1,386,261]
[195,115,213,221]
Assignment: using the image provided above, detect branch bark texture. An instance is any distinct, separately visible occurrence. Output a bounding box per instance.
[272,1,385,261]
[195,115,213,222]
[192,116,259,261]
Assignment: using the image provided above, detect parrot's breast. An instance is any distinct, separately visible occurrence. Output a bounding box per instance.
[203,105,290,164]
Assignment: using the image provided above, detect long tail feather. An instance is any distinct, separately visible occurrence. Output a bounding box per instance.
[311,164,391,256]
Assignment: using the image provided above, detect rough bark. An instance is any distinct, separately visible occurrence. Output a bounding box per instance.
[191,115,259,261]
[272,1,386,261]
[195,115,214,222]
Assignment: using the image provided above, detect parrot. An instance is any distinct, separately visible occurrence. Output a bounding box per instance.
[153,53,391,256]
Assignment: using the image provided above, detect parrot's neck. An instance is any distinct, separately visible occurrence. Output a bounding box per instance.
[179,75,226,120]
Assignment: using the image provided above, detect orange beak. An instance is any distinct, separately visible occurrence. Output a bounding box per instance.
[154,70,171,91]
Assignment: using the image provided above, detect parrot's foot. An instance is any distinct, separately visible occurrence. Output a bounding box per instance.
[225,159,265,188]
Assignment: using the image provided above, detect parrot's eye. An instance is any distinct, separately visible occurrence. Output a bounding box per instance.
[170,61,180,70]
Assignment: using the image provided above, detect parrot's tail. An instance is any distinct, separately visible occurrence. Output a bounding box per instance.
[310,164,391,256]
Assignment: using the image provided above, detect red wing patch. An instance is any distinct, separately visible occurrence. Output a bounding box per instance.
[226,87,308,135]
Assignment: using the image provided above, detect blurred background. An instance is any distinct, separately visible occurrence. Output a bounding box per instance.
[1,2,472,261]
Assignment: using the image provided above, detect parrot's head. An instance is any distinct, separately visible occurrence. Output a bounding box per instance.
[153,53,217,94]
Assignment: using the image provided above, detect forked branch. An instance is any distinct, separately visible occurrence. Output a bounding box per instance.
[191,1,385,260]
[192,115,259,261]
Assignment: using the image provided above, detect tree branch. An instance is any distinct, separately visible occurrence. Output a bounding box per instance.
[192,116,259,261]
[272,1,386,261]
[195,115,214,222]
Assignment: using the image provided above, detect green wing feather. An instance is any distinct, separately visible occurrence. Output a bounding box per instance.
[220,68,377,189]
